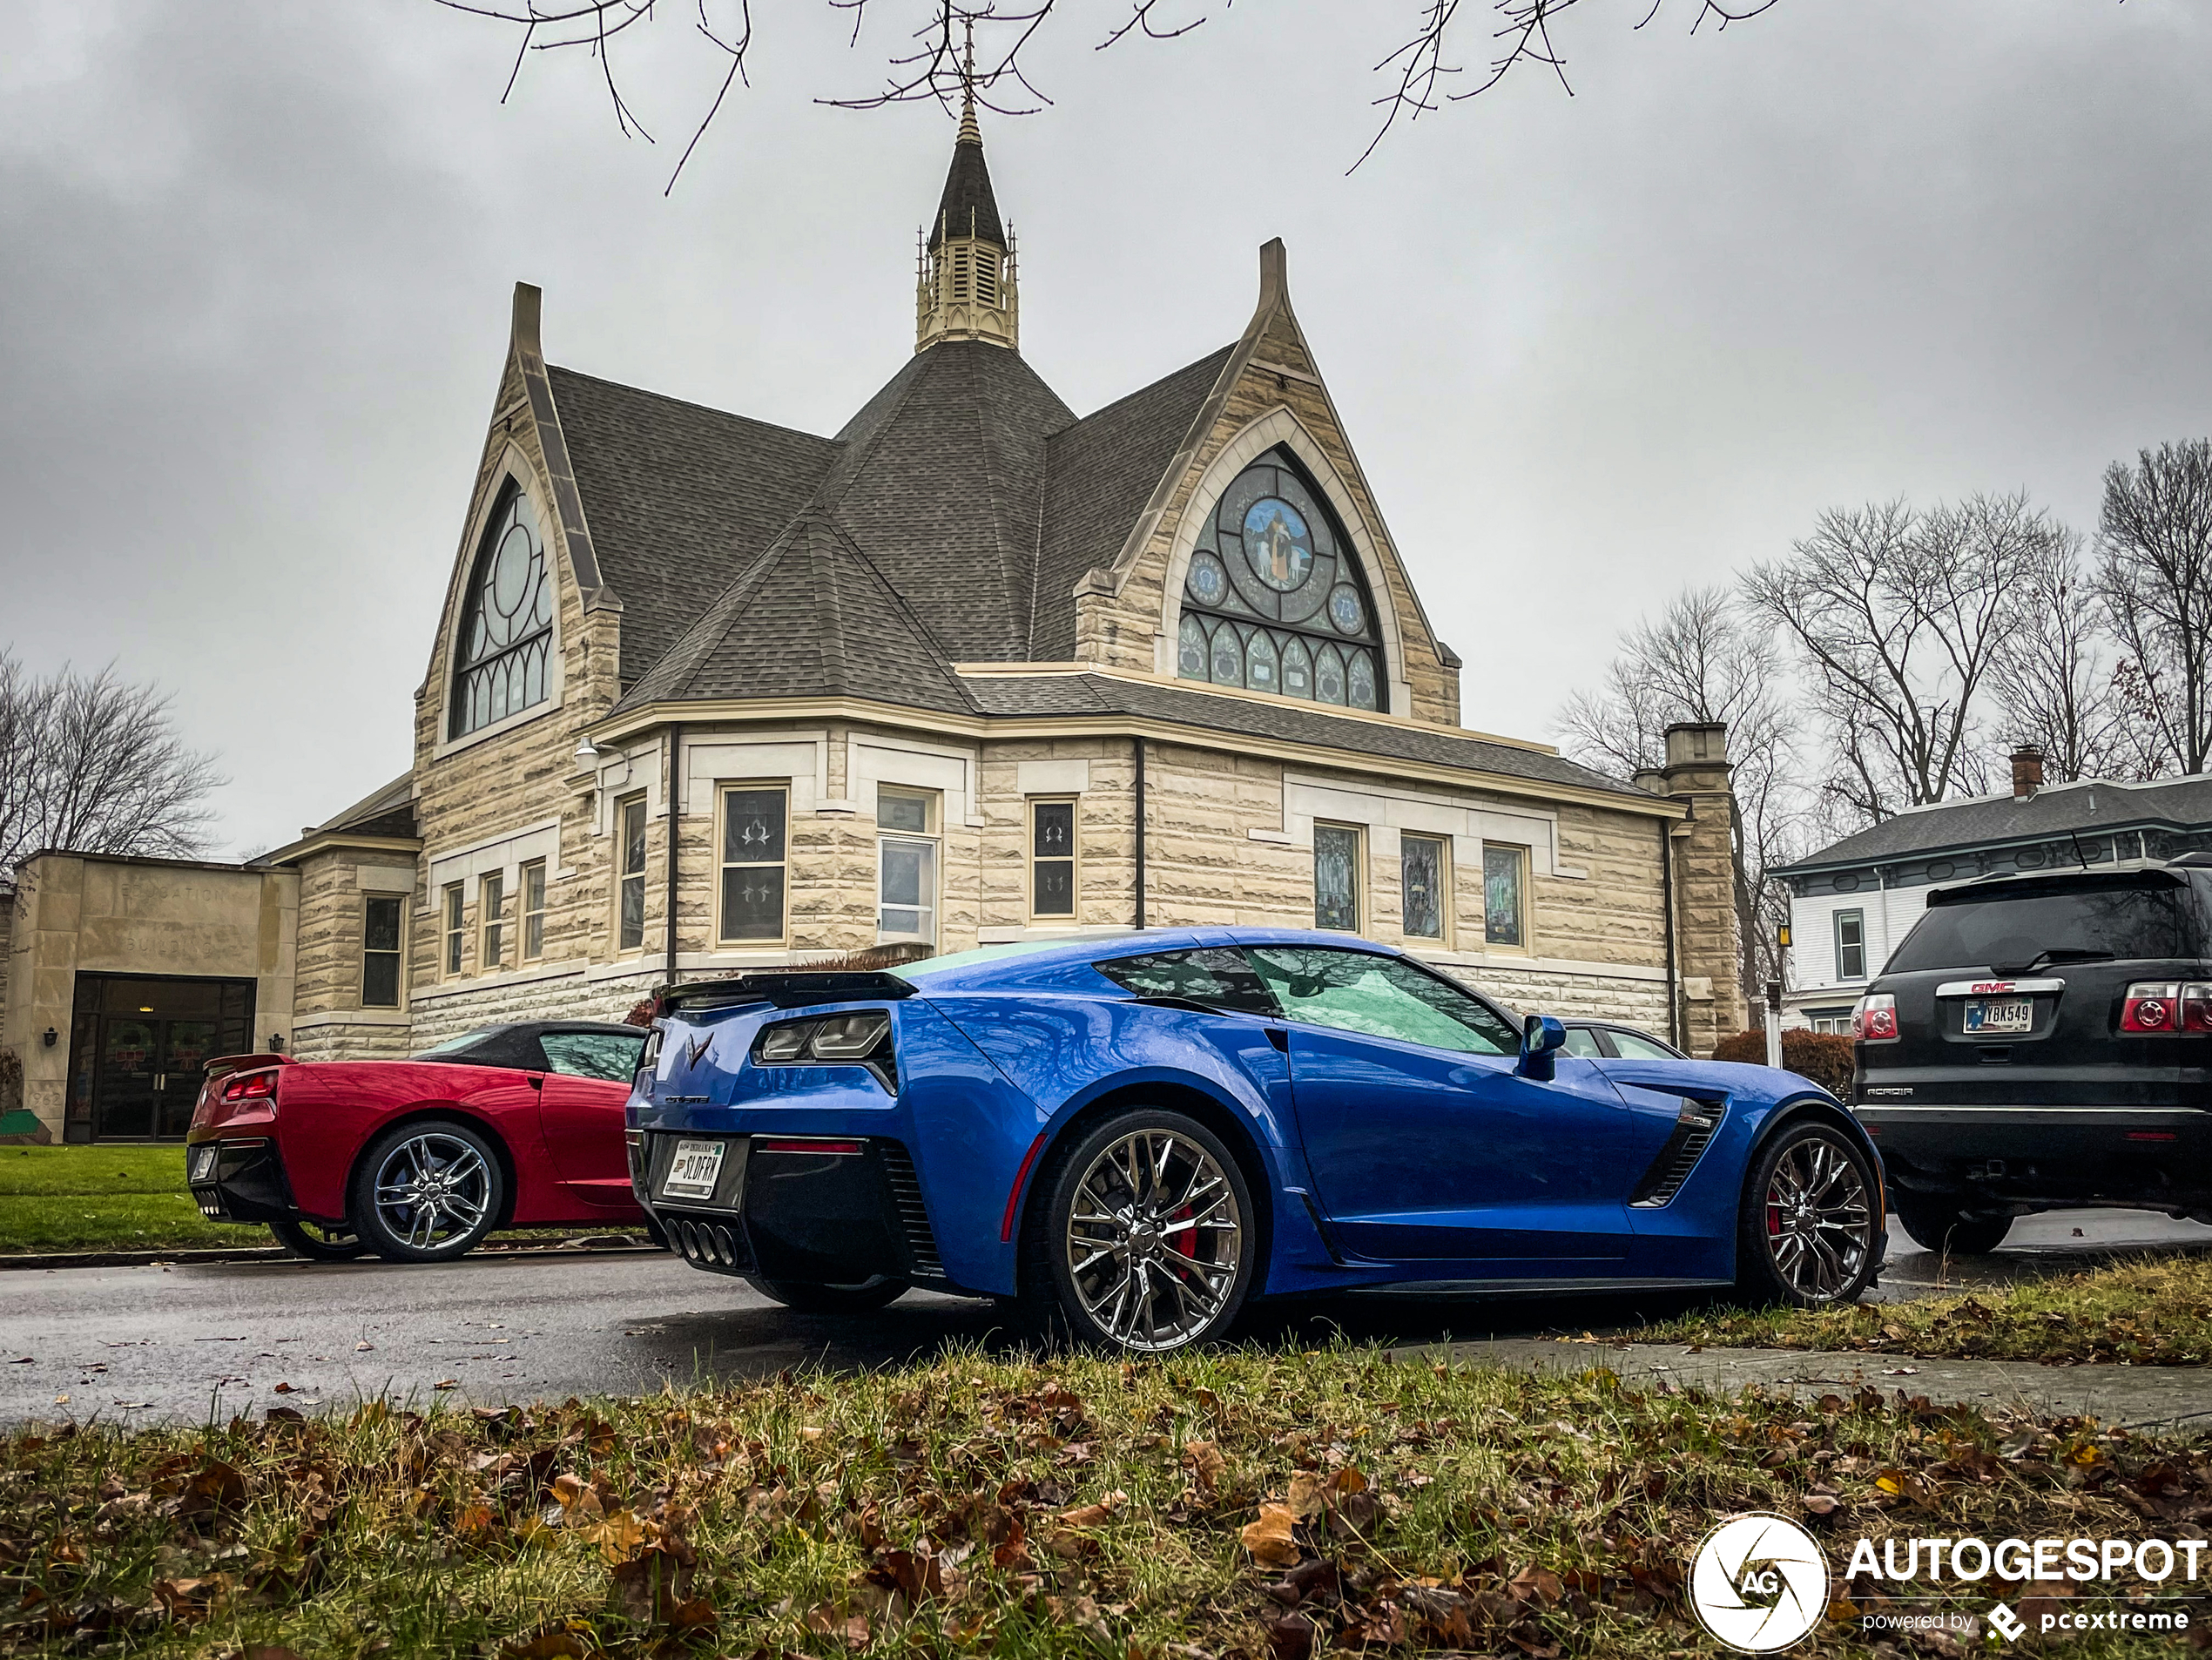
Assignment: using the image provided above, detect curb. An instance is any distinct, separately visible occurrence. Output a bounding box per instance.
[0,1234,661,1272]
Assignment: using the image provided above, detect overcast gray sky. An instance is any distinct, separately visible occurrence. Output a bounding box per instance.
[4,2,2209,857]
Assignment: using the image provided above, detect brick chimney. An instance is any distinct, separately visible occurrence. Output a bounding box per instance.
[2011,746,2044,802]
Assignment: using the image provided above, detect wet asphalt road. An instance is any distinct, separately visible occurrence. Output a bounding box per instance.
[3,1208,2207,1426]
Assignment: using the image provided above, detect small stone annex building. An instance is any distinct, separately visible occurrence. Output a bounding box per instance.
[1,105,1745,1142]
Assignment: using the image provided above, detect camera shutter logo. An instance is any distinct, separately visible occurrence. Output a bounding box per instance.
[1689,1513,1831,1652]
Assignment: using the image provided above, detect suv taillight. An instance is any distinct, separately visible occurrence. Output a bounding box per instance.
[1852,993,1898,1042]
[221,1070,278,1103]
[2121,982,2212,1034]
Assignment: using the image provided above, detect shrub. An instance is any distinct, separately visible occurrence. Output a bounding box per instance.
[1712,1027,1855,1093]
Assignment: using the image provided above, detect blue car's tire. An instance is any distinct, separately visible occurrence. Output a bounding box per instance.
[1735,1121,1881,1307]
[1022,1110,1258,1354]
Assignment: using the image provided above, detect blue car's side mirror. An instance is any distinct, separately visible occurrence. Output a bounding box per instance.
[1516,1014,1567,1081]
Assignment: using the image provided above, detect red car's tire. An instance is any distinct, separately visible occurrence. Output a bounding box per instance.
[269,1221,371,1261]
[349,1119,506,1263]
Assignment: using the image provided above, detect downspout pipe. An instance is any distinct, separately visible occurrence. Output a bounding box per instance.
[1133,737,1147,931]
[1660,816,1681,1051]
[666,722,683,986]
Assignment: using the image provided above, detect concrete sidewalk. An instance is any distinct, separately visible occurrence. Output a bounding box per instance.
[1409,1337,2212,1431]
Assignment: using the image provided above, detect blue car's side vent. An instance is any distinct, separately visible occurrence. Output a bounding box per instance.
[1629,1102,1724,1208]
[879,1143,946,1280]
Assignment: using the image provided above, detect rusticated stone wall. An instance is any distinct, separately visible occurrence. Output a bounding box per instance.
[289,846,419,1061]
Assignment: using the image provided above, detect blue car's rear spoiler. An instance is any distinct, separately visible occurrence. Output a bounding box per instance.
[656,971,919,1016]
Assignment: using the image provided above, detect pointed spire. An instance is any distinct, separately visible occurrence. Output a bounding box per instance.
[956,17,981,146]
[917,16,1017,352]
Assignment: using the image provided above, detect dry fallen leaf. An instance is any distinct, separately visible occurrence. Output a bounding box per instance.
[1241,1502,1300,1567]
[1057,1489,1128,1528]
[1182,1440,1226,1498]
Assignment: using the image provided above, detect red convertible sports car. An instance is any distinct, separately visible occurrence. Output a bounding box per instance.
[185,1022,651,1261]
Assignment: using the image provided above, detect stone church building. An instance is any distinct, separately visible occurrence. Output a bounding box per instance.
[2,106,1744,1142]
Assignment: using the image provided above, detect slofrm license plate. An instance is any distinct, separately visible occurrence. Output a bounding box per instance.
[1965,997,2033,1036]
[188,1144,219,1184]
[661,1139,726,1202]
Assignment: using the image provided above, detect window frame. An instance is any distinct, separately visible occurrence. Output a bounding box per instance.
[1834,908,1867,981]
[362,894,405,1009]
[1399,832,1452,944]
[479,871,506,974]
[1480,842,1530,953]
[615,793,650,955]
[717,782,791,946]
[448,477,556,743]
[519,859,548,962]
[1312,820,1365,933]
[876,787,941,946]
[442,881,467,980]
[1028,796,1079,923]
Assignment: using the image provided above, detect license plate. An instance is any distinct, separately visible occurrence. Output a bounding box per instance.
[661,1138,726,1202]
[189,1145,219,1184]
[1965,997,2033,1036]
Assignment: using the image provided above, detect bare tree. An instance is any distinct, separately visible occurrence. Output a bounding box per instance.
[1744,493,2049,826]
[430,0,1789,190]
[1557,585,1800,1016]
[0,652,224,878]
[2094,441,2212,778]
[1986,519,2145,783]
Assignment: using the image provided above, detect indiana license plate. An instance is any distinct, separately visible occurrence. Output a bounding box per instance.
[188,1144,219,1184]
[661,1138,725,1202]
[1965,997,2033,1036]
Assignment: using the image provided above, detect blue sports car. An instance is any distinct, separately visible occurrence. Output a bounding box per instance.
[626,930,1885,1352]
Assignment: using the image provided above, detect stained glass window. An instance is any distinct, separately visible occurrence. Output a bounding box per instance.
[1177,449,1385,711]
[450,480,554,739]
[1401,834,1446,941]
[1483,845,1526,948]
[1314,824,1361,932]
[720,788,788,941]
[1032,800,1076,918]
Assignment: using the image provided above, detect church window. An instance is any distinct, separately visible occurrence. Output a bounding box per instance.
[449,480,555,739]
[1313,823,1362,932]
[878,789,939,944]
[1483,845,1527,949]
[520,860,547,961]
[1400,834,1448,943]
[1030,799,1076,919]
[362,896,403,1009]
[617,794,649,952]
[1177,449,1384,711]
[442,882,467,977]
[719,786,788,942]
[480,872,505,971]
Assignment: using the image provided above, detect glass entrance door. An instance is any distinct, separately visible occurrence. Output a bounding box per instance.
[64,975,255,1143]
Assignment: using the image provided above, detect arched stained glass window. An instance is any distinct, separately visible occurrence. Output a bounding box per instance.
[1175,449,1385,711]
[450,481,555,739]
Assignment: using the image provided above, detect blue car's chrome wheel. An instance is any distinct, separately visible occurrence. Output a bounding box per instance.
[1059,1122,1248,1353]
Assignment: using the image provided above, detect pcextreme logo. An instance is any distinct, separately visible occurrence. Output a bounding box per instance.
[1689,1513,1830,1653]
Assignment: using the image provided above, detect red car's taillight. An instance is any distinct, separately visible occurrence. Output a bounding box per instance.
[2121,982,2212,1034]
[221,1070,278,1103]
[1852,993,1898,1042]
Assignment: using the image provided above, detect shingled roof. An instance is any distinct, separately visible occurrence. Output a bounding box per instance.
[548,367,840,683]
[1777,773,2212,874]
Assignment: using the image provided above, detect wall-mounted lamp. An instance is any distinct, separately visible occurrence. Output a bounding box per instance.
[267,1034,285,1053]
[41,1028,57,1049]
[573,737,600,769]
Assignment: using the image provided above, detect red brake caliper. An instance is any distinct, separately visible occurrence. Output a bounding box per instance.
[1168,1206,1199,1265]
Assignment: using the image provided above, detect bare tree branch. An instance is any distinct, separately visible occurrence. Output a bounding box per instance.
[0,651,226,878]
[2094,440,2212,777]
[431,1,1785,189]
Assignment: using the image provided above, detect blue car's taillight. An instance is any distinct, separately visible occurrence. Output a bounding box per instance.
[751,1009,896,1089]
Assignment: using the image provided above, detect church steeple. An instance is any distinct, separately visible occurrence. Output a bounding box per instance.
[916,30,1018,353]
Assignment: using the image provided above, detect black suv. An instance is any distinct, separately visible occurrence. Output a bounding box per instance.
[1853,856,2212,1253]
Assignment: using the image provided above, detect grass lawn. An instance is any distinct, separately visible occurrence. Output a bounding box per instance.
[0,1147,635,1255]
[1645,1254,2212,1366]
[3,1344,2203,1658]
[0,1147,239,1252]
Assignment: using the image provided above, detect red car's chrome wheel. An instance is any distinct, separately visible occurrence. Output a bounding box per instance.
[351,1121,505,1262]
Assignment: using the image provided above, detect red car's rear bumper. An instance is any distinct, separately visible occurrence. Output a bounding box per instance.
[185,1134,307,1225]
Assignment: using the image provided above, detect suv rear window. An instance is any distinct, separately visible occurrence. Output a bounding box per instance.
[1887,881,2196,974]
